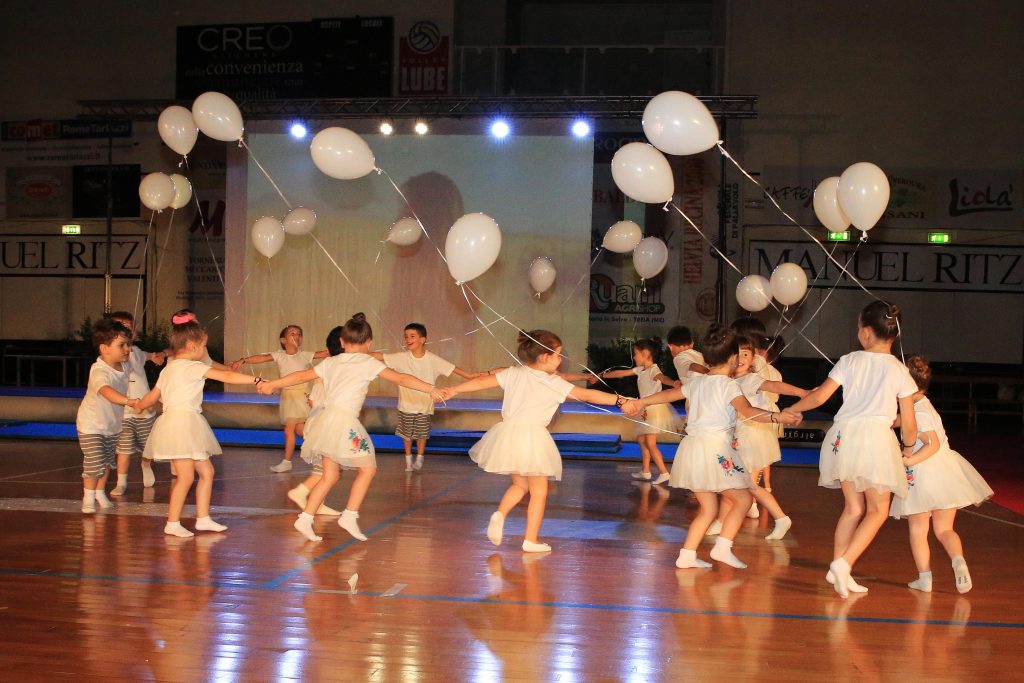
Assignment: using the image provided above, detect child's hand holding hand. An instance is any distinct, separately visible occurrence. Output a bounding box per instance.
[256,380,276,396]
[779,410,802,426]
[229,359,245,372]
[434,387,454,403]
[621,399,644,416]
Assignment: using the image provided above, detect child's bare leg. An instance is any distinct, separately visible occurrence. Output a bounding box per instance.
[338,466,376,541]
[763,464,773,491]
[305,460,340,514]
[283,423,297,461]
[193,459,226,531]
[834,485,866,561]
[164,460,196,537]
[523,476,549,544]
[403,437,414,470]
[638,438,652,474]
[906,512,933,591]
[413,438,427,470]
[111,451,131,495]
[500,475,529,517]
[710,488,752,568]
[643,435,669,475]
[686,492,719,551]
[829,484,889,596]
[932,508,971,592]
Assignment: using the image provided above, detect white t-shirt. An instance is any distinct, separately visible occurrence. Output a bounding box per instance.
[308,379,325,409]
[496,366,575,426]
[383,350,456,415]
[735,373,770,410]
[313,353,387,414]
[633,364,663,398]
[125,345,155,418]
[911,396,948,452]
[156,359,210,413]
[673,349,705,384]
[270,349,315,377]
[679,374,743,434]
[76,359,129,435]
[828,351,918,422]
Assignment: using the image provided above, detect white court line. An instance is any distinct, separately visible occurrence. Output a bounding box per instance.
[961,507,1024,529]
[0,465,79,482]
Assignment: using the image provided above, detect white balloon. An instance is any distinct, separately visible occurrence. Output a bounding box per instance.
[310,127,376,180]
[735,275,772,312]
[770,263,808,306]
[387,217,423,246]
[251,216,285,259]
[812,176,851,232]
[138,172,176,212]
[837,162,890,232]
[283,207,317,236]
[192,92,244,142]
[528,257,557,295]
[445,212,502,284]
[642,91,720,156]
[168,174,192,210]
[632,237,669,279]
[611,143,674,204]
[602,220,643,253]
[157,106,199,156]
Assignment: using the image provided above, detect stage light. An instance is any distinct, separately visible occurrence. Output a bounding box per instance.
[414,121,429,135]
[289,122,307,139]
[490,119,510,139]
[571,120,591,137]
[379,121,394,135]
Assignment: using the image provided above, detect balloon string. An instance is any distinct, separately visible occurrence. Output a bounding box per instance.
[182,157,233,318]
[309,233,359,293]
[239,139,293,211]
[559,248,604,306]
[131,211,157,328]
[376,167,448,267]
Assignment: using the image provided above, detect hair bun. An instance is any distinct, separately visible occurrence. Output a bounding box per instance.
[516,330,529,346]
[350,312,366,323]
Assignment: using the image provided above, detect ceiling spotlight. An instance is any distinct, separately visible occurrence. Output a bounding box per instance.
[414,121,429,135]
[379,121,394,135]
[571,120,591,137]
[289,122,307,139]
[490,119,510,139]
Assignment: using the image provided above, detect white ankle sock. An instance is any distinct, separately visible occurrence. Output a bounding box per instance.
[195,516,227,532]
[339,509,367,541]
[676,548,712,569]
[826,569,868,593]
[294,512,322,542]
[405,455,413,470]
[952,557,972,594]
[522,540,552,553]
[141,459,155,488]
[164,521,194,538]
[828,557,852,598]
[82,489,96,504]
[710,537,747,569]
[487,511,505,546]
[908,570,933,593]
[765,516,792,541]
[95,490,113,509]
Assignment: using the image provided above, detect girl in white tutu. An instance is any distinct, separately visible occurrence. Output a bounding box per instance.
[892,356,992,594]
[133,315,264,538]
[784,301,919,597]
[231,325,329,473]
[441,329,627,553]
[259,313,443,543]
[599,338,680,485]
[626,325,800,570]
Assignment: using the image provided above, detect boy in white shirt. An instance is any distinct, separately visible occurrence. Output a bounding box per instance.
[666,326,708,387]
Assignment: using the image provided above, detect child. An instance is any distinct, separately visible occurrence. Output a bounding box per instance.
[599,338,679,484]
[890,355,992,594]
[784,301,918,597]
[666,325,707,386]
[133,314,262,538]
[231,325,329,473]
[441,329,637,553]
[106,311,165,496]
[374,323,482,472]
[165,309,232,371]
[258,313,443,543]
[76,319,138,513]
[627,325,799,569]
[760,334,786,493]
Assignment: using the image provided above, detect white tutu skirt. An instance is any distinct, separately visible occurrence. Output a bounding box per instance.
[669,431,752,493]
[819,417,906,496]
[635,402,682,438]
[469,420,562,480]
[890,447,994,518]
[300,406,376,470]
[279,385,311,424]
[143,408,221,461]
[734,420,782,471]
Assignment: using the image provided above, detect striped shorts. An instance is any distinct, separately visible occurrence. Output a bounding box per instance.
[80,433,118,479]
[117,416,155,455]
[395,411,432,441]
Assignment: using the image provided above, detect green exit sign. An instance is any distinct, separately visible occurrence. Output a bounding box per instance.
[928,232,951,244]
[61,224,81,235]
[827,231,850,241]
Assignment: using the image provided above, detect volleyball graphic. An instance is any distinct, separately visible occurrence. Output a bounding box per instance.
[408,21,440,54]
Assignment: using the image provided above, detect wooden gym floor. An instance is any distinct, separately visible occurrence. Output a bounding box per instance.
[0,438,1021,681]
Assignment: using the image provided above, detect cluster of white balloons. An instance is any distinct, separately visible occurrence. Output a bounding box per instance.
[599,219,669,281]
[813,162,890,235]
[250,207,318,258]
[138,172,192,212]
[735,262,808,312]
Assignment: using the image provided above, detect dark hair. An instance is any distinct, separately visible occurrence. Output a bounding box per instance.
[404,322,427,338]
[279,325,302,349]
[108,310,134,324]
[701,324,739,367]
[731,316,767,351]
[325,326,344,356]
[666,326,694,347]
[92,318,130,350]
[516,329,562,364]
[341,312,372,345]
[735,334,755,353]
[765,335,784,365]
[859,300,901,341]
[633,338,661,357]
[906,354,931,392]
[169,319,206,352]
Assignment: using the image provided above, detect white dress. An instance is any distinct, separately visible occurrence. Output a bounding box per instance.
[818,351,918,496]
[469,366,574,480]
[669,374,753,493]
[143,359,222,461]
[633,364,681,438]
[890,397,993,518]
[300,353,385,470]
[733,373,782,471]
[270,349,315,424]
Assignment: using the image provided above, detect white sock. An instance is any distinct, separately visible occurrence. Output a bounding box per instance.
[82,489,96,504]
[826,569,868,593]
[765,516,792,541]
[117,474,128,487]
[164,521,194,538]
[952,556,972,594]
[95,490,113,509]
[676,548,712,569]
[405,455,413,470]
[828,557,852,598]
[487,511,505,546]
[522,540,552,553]
[908,570,933,593]
[294,512,322,542]
[141,459,155,488]
[339,509,367,541]
[195,516,227,532]
[710,537,747,569]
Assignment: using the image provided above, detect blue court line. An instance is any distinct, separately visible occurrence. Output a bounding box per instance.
[262,469,484,589]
